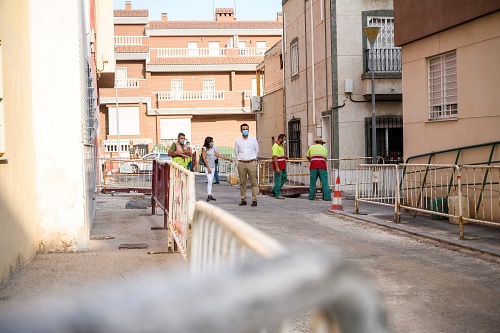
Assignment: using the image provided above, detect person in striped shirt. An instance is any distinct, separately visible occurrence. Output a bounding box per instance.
[306,138,332,201]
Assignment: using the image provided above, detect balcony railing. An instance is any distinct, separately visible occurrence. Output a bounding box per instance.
[158,91,225,100]
[239,47,269,56]
[152,48,226,57]
[364,48,402,73]
[114,36,144,45]
[115,79,141,88]
[243,90,257,99]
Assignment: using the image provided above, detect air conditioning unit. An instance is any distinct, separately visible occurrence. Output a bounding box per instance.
[250,96,262,112]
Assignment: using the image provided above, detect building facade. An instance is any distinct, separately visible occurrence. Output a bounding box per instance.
[99,1,283,155]
[281,0,402,161]
[256,40,285,157]
[394,0,500,164]
[0,0,114,284]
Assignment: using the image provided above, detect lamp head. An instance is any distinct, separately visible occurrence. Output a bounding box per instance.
[364,26,380,45]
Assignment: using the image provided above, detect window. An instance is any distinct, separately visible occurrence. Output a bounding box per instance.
[365,16,401,72]
[288,118,301,158]
[0,41,5,157]
[290,39,299,77]
[203,78,215,99]
[208,42,220,56]
[428,51,457,120]
[365,116,403,163]
[188,42,198,56]
[115,67,127,88]
[238,41,247,56]
[108,106,140,135]
[171,79,183,100]
[256,41,267,55]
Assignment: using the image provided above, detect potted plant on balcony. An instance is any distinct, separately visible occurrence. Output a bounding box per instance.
[390,151,400,161]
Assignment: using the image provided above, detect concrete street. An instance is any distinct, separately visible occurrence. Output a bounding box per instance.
[0,175,499,332]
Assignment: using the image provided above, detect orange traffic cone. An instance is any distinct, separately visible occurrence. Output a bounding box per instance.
[330,176,343,211]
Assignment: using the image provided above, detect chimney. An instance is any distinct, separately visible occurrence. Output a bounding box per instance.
[125,1,131,11]
[277,12,283,22]
[215,8,235,22]
[161,12,168,21]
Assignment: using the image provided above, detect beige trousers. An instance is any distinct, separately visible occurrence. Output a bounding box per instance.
[237,161,258,202]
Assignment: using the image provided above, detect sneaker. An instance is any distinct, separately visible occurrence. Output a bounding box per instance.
[251,201,257,207]
[210,195,216,201]
[276,195,285,200]
[239,200,247,206]
[206,196,211,202]
[214,181,220,184]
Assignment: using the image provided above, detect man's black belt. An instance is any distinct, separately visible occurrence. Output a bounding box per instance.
[238,159,256,163]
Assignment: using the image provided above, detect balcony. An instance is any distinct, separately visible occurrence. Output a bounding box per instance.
[115,36,144,45]
[115,79,142,88]
[152,48,226,57]
[157,91,225,100]
[238,47,269,56]
[362,48,402,101]
[243,90,257,99]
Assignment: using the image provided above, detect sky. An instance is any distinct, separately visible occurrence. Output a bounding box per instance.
[113,0,283,21]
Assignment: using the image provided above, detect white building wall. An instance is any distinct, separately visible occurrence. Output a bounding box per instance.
[29,0,87,252]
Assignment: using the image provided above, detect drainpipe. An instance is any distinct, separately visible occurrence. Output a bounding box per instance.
[310,0,316,128]
[323,0,328,115]
[304,0,309,144]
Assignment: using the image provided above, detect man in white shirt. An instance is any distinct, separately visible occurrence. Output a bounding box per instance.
[234,123,259,206]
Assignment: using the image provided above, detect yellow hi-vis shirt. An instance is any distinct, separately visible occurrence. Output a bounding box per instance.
[306,144,328,170]
[272,142,286,170]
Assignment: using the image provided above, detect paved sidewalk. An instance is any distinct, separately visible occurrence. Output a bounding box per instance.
[337,196,500,257]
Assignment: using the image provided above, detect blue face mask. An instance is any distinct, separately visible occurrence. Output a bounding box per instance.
[242,130,249,136]
[210,142,214,147]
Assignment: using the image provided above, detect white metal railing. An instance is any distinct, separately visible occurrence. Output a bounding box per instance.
[460,165,500,226]
[258,158,373,194]
[355,164,500,239]
[157,90,225,101]
[115,78,141,88]
[243,90,257,99]
[152,48,226,57]
[189,201,287,276]
[238,47,269,56]
[0,252,388,333]
[114,36,144,45]
[168,161,196,260]
[99,158,154,192]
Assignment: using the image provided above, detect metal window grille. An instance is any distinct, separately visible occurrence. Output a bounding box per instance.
[428,51,458,120]
[84,61,97,144]
[171,79,183,100]
[290,41,298,77]
[365,116,403,163]
[365,16,401,73]
[288,118,301,158]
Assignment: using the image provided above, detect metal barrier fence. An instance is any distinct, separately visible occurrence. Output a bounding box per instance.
[258,157,372,196]
[149,159,196,258]
[0,252,388,333]
[168,162,196,260]
[189,201,287,276]
[99,158,153,193]
[355,164,500,239]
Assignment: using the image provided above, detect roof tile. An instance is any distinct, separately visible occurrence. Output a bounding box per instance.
[148,56,263,66]
[148,20,282,30]
[114,9,149,17]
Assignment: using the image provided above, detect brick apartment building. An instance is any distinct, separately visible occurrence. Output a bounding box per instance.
[99,1,283,156]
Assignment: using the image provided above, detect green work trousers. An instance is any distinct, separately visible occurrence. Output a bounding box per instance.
[309,168,331,200]
[272,169,288,197]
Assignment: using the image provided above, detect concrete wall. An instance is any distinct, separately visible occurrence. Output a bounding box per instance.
[0,0,39,285]
[257,89,285,157]
[402,11,500,163]
[30,0,88,252]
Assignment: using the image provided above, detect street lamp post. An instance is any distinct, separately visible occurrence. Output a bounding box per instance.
[364,26,380,164]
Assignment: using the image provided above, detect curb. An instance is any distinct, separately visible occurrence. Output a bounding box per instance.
[328,209,500,258]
